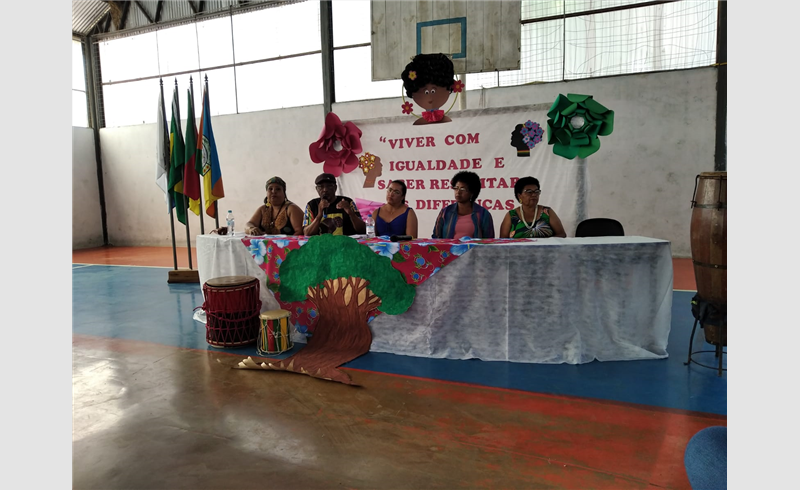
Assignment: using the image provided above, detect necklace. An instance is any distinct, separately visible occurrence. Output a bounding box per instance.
[268,202,286,229]
[518,205,538,230]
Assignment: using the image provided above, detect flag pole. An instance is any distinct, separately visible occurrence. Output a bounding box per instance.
[161,79,179,270]
[175,79,194,271]
[190,76,205,235]
[166,78,198,284]
[168,199,178,270]
[214,201,219,229]
[183,192,193,269]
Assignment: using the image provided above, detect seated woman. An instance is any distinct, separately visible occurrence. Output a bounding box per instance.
[432,171,495,239]
[373,180,418,238]
[499,177,566,238]
[244,176,304,236]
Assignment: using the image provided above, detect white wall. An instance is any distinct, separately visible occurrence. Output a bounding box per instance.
[72,127,104,249]
[97,104,324,248]
[72,67,718,256]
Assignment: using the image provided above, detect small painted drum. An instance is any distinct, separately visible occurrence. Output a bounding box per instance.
[201,276,262,348]
[257,309,294,355]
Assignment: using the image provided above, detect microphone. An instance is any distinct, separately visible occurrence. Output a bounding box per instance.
[390,235,413,242]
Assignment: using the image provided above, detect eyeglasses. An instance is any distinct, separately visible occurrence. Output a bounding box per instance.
[452,186,469,193]
[386,188,402,195]
[521,189,542,196]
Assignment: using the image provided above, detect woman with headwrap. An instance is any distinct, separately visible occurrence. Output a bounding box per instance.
[244,176,304,236]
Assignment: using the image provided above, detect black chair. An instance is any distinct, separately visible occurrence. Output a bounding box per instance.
[575,218,625,237]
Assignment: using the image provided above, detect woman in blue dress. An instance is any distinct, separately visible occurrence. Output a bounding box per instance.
[373,180,419,238]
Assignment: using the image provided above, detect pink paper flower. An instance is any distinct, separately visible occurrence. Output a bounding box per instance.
[401,101,414,114]
[451,80,464,93]
[308,112,363,176]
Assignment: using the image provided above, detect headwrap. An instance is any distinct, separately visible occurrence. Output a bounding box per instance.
[266,176,286,191]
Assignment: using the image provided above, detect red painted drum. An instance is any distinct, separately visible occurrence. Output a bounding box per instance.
[201,276,262,348]
[690,172,726,345]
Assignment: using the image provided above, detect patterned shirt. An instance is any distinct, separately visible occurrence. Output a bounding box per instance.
[508,206,555,238]
[303,196,361,236]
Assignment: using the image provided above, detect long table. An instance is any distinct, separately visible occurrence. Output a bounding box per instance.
[196,234,673,364]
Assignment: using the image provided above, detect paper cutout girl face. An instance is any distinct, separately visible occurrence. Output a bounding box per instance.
[412,83,451,112]
[401,53,455,125]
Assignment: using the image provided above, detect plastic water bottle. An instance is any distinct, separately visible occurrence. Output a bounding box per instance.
[365,213,375,238]
[226,210,235,235]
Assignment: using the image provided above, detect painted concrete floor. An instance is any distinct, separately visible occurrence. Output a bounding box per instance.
[73,247,726,490]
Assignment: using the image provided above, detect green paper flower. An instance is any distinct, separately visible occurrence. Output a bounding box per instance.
[547,93,614,159]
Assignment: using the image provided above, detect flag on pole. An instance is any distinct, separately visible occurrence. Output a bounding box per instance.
[199,81,225,217]
[156,82,170,204]
[183,85,202,216]
[168,82,188,225]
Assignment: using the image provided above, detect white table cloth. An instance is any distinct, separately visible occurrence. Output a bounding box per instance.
[196,234,673,364]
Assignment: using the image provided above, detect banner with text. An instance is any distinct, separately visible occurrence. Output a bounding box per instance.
[338,106,586,238]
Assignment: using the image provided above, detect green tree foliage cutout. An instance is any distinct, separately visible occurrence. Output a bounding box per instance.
[266,235,416,385]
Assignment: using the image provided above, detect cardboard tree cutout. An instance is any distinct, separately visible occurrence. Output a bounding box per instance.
[400,53,462,125]
[263,234,416,385]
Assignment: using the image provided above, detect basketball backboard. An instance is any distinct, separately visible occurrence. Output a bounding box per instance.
[371,0,521,81]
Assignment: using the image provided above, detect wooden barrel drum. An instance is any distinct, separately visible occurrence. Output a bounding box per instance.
[201,276,262,348]
[690,172,726,345]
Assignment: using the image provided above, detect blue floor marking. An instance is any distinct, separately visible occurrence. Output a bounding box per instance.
[73,265,726,415]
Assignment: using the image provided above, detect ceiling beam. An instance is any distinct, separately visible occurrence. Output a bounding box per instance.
[119,1,131,30]
[188,1,198,15]
[155,1,163,22]
[134,1,154,24]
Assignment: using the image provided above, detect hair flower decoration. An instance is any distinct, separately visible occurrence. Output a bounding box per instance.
[408,71,417,80]
[308,112,363,176]
[519,120,544,149]
[401,101,414,115]
[358,152,377,175]
[547,93,614,159]
[451,80,464,93]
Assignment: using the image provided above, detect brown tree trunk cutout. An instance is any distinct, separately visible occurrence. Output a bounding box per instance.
[265,276,381,385]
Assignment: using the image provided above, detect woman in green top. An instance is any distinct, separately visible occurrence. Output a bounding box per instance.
[499,177,567,238]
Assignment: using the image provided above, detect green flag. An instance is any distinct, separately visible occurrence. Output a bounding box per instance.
[168,82,187,225]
